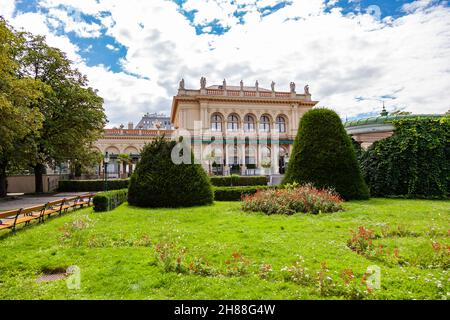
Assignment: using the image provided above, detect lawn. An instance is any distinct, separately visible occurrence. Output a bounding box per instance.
[0,199,448,300]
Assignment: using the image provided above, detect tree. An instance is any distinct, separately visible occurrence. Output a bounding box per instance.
[0,18,44,197]
[361,117,450,198]
[283,108,370,200]
[19,35,106,192]
[128,136,214,208]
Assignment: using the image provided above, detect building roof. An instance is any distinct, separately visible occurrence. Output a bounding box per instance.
[344,114,444,128]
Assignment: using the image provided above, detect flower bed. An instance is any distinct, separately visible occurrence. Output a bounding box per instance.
[241,184,343,215]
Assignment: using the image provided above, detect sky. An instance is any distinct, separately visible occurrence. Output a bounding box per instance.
[1,0,449,127]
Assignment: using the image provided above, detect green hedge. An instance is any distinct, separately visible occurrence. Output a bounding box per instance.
[58,179,130,192]
[213,186,272,201]
[210,176,268,187]
[93,189,128,212]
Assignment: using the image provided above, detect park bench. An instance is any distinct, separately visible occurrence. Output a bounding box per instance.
[0,193,96,232]
[0,204,46,232]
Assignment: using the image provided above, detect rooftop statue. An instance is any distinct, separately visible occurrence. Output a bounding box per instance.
[179,78,185,90]
[304,85,310,95]
[240,80,244,91]
[223,79,227,89]
[200,77,206,89]
[255,80,259,91]
[271,81,275,92]
[290,82,296,93]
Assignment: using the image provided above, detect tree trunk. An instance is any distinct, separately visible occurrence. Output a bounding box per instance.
[34,163,45,193]
[0,164,7,198]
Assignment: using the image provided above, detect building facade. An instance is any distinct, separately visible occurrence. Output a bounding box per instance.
[170,78,318,175]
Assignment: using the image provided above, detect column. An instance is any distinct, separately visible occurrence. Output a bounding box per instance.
[272,143,280,175]
[241,143,246,176]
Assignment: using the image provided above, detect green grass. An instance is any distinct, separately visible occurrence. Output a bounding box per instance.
[0,199,448,300]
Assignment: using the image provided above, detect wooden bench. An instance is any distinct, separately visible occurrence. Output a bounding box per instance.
[0,204,46,232]
[0,193,96,232]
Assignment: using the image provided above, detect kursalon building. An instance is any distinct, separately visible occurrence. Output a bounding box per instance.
[94,78,318,177]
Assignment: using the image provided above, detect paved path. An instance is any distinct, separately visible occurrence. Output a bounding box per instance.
[0,192,90,211]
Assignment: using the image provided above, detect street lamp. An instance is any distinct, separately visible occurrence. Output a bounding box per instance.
[104,152,110,191]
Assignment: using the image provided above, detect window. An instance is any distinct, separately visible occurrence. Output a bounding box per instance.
[260,115,271,132]
[211,114,222,131]
[276,116,286,133]
[244,115,255,132]
[227,114,239,131]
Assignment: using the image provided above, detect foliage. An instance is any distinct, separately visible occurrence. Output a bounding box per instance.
[128,136,213,208]
[18,33,106,192]
[361,117,450,198]
[210,175,268,187]
[58,179,129,192]
[0,199,449,299]
[283,108,369,200]
[93,189,128,212]
[241,183,343,215]
[0,18,45,197]
[213,186,272,201]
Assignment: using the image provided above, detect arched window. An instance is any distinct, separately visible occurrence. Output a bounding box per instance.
[227,114,239,131]
[211,114,222,131]
[244,115,255,132]
[260,115,271,132]
[276,116,286,133]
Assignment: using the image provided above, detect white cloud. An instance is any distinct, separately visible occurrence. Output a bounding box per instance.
[1,0,450,128]
[106,44,119,51]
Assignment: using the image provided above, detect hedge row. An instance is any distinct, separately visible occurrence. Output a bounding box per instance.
[213,186,272,201]
[58,179,130,192]
[93,189,128,212]
[210,176,268,187]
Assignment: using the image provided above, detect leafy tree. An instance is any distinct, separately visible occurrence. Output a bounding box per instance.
[19,34,106,192]
[361,116,450,198]
[283,108,370,200]
[0,18,44,197]
[128,136,214,208]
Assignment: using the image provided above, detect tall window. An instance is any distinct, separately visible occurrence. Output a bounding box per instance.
[244,115,255,132]
[276,116,286,133]
[211,114,222,131]
[227,114,239,131]
[260,115,271,132]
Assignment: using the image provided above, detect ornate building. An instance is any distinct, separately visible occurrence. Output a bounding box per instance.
[170,78,318,175]
[93,78,318,177]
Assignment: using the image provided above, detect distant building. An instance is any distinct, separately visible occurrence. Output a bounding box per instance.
[135,112,172,130]
[345,107,445,149]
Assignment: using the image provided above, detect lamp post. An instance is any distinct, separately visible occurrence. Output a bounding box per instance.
[104,152,110,191]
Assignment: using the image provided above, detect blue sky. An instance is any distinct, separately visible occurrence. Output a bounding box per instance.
[2,0,449,126]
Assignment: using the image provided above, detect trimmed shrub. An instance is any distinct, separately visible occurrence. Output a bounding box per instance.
[283,108,369,200]
[93,189,128,212]
[361,117,450,198]
[58,179,129,192]
[128,136,214,208]
[242,184,343,215]
[210,175,268,187]
[214,186,272,201]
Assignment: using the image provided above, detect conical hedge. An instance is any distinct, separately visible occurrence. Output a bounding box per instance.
[283,108,369,200]
[128,136,213,207]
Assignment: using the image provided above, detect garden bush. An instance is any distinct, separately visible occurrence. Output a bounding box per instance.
[242,183,343,215]
[210,175,268,187]
[93,189,128,212]
[58,179,129,192]
[283,108,369,200]
[128,136,213,207]
[214,186,272,201]
[361,116,450,198]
